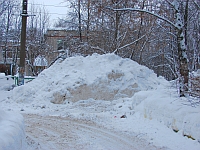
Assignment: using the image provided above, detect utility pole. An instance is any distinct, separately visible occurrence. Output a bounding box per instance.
[18,0,28,86]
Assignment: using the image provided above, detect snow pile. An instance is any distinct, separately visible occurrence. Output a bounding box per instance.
[0,111,26,150]
[132,87,200,142]
[12,53,167,104]
[0,73,5,79]
[0,74,14,91]
[9,53,200,147]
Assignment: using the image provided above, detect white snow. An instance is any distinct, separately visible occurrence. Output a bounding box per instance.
[0,78,26,150]
[0,53,200,150]
[0,73,5,78]
[0,111,26,150]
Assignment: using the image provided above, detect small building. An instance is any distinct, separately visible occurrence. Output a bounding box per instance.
[45,29,76,64]
[33,55,48,75]
[45,29,88,64]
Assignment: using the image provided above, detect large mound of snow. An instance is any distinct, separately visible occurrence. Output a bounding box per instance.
[12,53,167,104]
[0,111,26,150]
[10,53,200,145]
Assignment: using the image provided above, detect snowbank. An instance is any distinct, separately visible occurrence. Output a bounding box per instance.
[0,111,26,150]
[0,76,14,91]
[132,86,200,142]
[0,73,5,79]
[10,53,200,146]
[12,53,166,104]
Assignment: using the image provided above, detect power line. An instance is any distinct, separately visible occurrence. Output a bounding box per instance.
[27,11,68,16]
[29,3,69,8]
[27,3,70,16]
[2,2,71,19]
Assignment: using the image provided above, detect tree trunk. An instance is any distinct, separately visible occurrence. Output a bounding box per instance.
[174,0,189,97]
[131,0,145,60]
[114,1,120,52]
[86,0,90,42]
[78,0,82,42]
[177,29,189,97]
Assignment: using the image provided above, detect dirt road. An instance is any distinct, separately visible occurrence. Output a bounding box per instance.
[23,114,167,150]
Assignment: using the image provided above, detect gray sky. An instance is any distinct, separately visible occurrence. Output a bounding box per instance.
[29,0,69,25]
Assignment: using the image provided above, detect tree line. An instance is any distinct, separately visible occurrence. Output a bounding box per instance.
[55,0,199,97]
[0,0,50,75]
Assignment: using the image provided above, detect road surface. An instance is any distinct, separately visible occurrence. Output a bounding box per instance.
[23,114,167,150]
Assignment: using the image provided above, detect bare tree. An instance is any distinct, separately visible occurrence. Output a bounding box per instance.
[0,0,7,16]
[112,0,200,97]
[54,0,199,98]
[0,0,20,64]
[78,0,82,42]
[26,3,50,75]
[0,0,21,76]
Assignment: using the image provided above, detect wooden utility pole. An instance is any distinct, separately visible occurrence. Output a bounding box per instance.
[18,0,28,86]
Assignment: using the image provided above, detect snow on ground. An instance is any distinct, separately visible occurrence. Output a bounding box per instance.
[0,53,200,150]
[0,110,26,150]
[0,76,26,150]
[12,53,164,104]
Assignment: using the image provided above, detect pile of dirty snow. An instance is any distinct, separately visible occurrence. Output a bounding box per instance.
[12,53,167,104]
[10,53,200,144]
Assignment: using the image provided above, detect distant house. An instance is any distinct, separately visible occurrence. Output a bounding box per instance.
[33,55,48,75]
[0,29,85,76]
[45,29,74,63]
[45,29,87,64]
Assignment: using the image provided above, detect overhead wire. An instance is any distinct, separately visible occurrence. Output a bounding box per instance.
[27,2,70,17]
[27,11,68,16]
[2,2,71,19]
[29,3,69,8]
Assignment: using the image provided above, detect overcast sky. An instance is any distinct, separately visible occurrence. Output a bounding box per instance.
[29,0,70,26]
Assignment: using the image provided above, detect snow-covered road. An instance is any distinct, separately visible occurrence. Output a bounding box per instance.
[24,114,167,150]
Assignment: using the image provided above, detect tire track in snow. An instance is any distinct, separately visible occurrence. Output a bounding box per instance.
[23,114,167,150]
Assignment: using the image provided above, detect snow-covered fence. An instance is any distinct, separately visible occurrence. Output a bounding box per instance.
[12,76,36,86]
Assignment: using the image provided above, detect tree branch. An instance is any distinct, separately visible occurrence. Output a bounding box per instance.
[112,34,146,54]
[193,0,200,10]
[112,8,177,29]
[90,46,106,54]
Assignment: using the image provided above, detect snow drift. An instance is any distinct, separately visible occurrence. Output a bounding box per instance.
[11,53,200,143]
[132,88,200,142]
[12,53,166,104]
[0,111,26,150]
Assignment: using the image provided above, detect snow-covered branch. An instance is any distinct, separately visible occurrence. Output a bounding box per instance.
[112,34,146,54]
[112,8,177,29]
[90,46,106,54]
[193,0,200,10]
